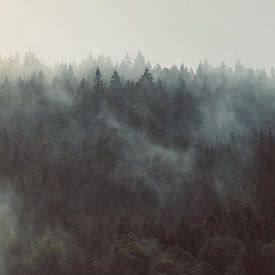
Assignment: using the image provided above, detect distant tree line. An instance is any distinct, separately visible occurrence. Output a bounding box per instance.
[0,53,274,274]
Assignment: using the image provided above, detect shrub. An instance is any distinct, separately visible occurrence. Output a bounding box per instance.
[20,230,69,275]
[199,235,244,272]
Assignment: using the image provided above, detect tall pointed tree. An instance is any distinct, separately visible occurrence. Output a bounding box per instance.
[75,78,92,113]
[137,67,154,87]
[175,78,187,104]
[92,67,105,113]
[110,70,122,91]
[93,67,104,93]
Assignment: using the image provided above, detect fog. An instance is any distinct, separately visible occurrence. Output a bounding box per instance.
[1,0,275,273]
[1,0,275,68]
[0,53,273,273]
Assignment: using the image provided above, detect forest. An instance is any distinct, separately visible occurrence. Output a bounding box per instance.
[0,52,275,274]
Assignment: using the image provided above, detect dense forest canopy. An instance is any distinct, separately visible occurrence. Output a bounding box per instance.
[1,52,275,274]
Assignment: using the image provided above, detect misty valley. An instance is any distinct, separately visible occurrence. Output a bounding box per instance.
[0,53,275,274]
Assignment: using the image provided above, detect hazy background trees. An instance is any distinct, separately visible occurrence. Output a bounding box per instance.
[0,52,274,274]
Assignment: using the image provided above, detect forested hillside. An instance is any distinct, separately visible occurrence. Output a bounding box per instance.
[1,52,275,274]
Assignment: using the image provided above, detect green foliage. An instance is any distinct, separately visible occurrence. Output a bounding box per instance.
[193,261,218,275]
[199,235,244,273]
[20,231,69,275]
[109,234,151,274]
[150,246,196,275]
[0,57,274,274]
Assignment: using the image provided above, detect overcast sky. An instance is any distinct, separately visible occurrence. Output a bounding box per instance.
[0,0,275,69]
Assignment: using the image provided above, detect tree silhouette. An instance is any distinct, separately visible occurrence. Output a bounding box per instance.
[110,70,122,91]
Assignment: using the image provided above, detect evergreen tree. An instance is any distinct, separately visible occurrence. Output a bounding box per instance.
[75,78,92,112]
[93,67,104,93]
[110,70,122,91]
[133,51,147,78]
[175,78,187,104]
[91,67,105,113]
[137,67,154,87]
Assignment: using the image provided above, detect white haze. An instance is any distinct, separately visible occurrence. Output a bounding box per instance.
[0,0,275,69]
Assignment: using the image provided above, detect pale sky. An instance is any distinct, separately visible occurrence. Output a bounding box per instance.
[0,0,275,68]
